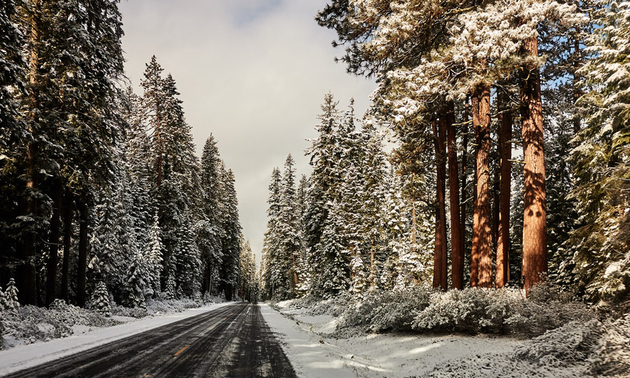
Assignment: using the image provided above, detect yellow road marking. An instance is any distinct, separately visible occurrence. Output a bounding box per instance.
[174,345,190,356]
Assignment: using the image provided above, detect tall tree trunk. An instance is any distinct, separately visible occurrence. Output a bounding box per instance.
[496,91,512,288]
[461,99,469,273]
[520,37,547,292]
[77,201,89,307]
[61,188,73,301]
[446,102,463,290]
[432,118,448,291]
[46,181,62,305]
[471,82,493,288]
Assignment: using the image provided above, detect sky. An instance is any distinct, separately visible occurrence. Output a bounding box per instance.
[118,0,376,263]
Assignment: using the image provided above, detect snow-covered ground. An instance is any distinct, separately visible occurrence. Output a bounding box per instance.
[261,301,595,378]
[0,302,231,376]
[1,300,626,377]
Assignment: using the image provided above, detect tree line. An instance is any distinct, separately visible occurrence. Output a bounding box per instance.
[261,0,630,304]
[0,1,242,308]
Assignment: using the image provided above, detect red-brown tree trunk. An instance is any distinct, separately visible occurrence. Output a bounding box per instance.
[432,118,448,291]
[446,102,463,290]
[496,91,512,288]
[520,37,547,292]
[471,82,493,288]
[461,99,469,272]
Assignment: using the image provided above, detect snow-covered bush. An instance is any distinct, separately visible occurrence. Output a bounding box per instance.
[295,294,351,317]
[411,287,521,334]
[505,282,594,336]
[2,301,116,347]
[590,314,630,376]
[337,287,432,333]
[514,320,603,368]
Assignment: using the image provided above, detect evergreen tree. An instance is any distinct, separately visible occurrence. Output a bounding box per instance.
[217,164,241,300]
[4,278,20,311]
[140,57,203,297]
[261,168,283,299]
[238,240,257,302]
[562,0,630,302]
[198,135,223,295]
[90,281,111,317]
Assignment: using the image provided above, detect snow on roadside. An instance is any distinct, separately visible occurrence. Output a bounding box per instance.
[0,302,232,376]
[261,301,593,378]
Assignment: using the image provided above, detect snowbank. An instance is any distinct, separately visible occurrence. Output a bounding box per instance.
[262,300,603,377]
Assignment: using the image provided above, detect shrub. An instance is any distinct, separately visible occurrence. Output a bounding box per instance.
[505,282,594,337]
[514,320,603,368]
[589,314,630,376]
[411,287,522,334]
[336,287,432,334]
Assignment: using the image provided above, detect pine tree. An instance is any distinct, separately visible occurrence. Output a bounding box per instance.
[217,164,241,300]
[140,57,204,298]
[90,281,111,317]
[4,278,20,311]
[563,0,630,302]
[278,155,301,297]
[238,240,257,302]
[198,135,223,295]
[261,168,284,299]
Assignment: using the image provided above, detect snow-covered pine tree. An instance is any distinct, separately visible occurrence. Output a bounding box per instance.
[238,240,257,302]
[90,281,111,317]
[144,214,164,295]
[294,175,311,294]
[562,0,630,303]
[304,94,350,297]
[216,164,241,301]
[4,278,20,311]
[261,168,284,299]
[358,121,388,290]
[278,155,301,298]
[140,57,204,298]
[0,0,27,263]
[198,135,223,296]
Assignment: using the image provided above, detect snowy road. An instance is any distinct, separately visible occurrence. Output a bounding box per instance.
[2,303,296,378]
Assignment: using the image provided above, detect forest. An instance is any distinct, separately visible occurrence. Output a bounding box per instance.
[260,0,630,309]
[1,0,630,372]
[0,1,249,314]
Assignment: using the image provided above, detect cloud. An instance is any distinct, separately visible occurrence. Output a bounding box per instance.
[119,0,376,263]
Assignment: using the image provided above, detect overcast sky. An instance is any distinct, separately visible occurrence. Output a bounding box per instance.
[118,0,376,263]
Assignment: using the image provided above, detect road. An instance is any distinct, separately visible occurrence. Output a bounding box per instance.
[4,303,297,378]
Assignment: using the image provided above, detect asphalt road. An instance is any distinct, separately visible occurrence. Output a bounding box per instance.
[4,303,297,378]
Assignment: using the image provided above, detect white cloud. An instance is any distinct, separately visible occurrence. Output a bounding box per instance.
[119,0,376,264]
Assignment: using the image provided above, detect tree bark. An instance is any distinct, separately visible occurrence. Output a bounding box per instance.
[461,99,469,275]
[446,102,463,290]
[46,181,62,305]
[520,37,547,292]
[496,91,512,288]
[61,188,73,301]
[432,118,448,291]
[471,82,493,288]
[77,201,89,307]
